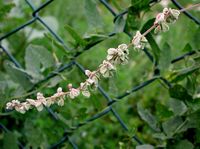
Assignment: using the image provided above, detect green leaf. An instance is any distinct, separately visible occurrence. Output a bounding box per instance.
[24,119,48,148]
[186,98,200,112]
[125,6,141,32]
[78,107,88,121]
[47,76,63,88]
[168,99,188,116]
[162,116,183,137]
[187,110,200,129]
[44,33,71,53]
[114,16,126,33]
[0,2,15,20]
[173,140,194,149]
[170,65,200,83]
[152,133,168,140]
[136,144,154,149]
[158,43,171,73]
[3,132,18,149]
[83,34,108,47]
[169,84,192,101]
[137,103,160,131]
[64,24,87,47]
[84,0,103,29]
[4,61,33,90]
[141,19,161,62]
[186,76,196,95]
[25,44,54,82]
[182,43,193,52]
[192,27,200,49]
[156,103,173,119]
[131,0,149,10]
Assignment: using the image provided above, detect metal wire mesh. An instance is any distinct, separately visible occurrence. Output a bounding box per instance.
[0,0,199,148]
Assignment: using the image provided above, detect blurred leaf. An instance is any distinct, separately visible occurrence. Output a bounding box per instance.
[186,98,200,112]
[170,65,200,83]
[136,144,154,149]
[24,119,48,148]
[193,53,200,63]
[182,43,193,52]
[108,78,118,97]
[169,84,192,101]
[114,16,125,33]
[0,1,15,20]
[44,33,71,53]
[192,27,200,49]
[25,44,54,82]
[156,103,173,119]
[159,43,171,73]
[186,76,197,95]
[44,33,74,62]
[3,132,18,149]
[137,103,160,132]
[47,76,63,87]
[141,19,161,62]
[162,116,183,137]
[152,132,168,140]
[64,24,87,47]
[78,107,88,121]
[83,34,108,47]
[125,6,141,32]
[187,110,200,129]
[4,61,33,90]
[168,99,187,116]
[131,0,149,10]
[126,0,149,32]
[173,140,194,149]
[84,0,103,29]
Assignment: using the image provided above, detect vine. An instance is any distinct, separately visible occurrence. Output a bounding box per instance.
[6,4,200,114]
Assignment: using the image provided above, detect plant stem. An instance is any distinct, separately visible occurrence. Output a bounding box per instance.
[180,3,200,12]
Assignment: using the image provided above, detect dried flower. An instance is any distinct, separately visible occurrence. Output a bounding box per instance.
[53,87,65,106]
[85,70,99,87]
[154,13,165,25]
[154,13,169,33]
[57,87,63,94]
[22,102,31,110]
[36,92,48,111]
[6,101,15,110]
[132,31,148,51]
[163,8,180,23]
[57,97,65,106]
[34,101,43,111]
[154,22,169,34]
[99,60,116,77]
[15,105,26,114]
[68,84,80,99]
[80,82,90,97]
[26,99,36,106]
[154,8,180,34]
[46,99,54,107]
[107,44,129,64]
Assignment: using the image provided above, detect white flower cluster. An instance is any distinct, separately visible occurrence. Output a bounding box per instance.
[132,31,148,51]
[6,44,130,114]
[5,7,182,114]
[154,8,180,34]
[6,88,66,113]
[99,60,116,78]
[107,44,129,65]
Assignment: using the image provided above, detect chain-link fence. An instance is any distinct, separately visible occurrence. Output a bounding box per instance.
[0,0,199,148]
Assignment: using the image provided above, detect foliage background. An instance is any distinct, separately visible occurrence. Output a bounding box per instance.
[0,0,200,148]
